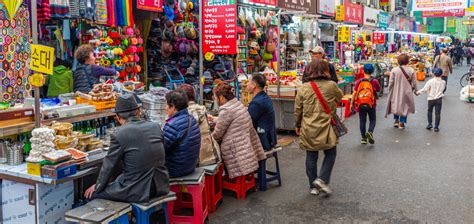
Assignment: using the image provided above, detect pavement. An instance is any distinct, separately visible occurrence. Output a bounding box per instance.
[209,65,474,223]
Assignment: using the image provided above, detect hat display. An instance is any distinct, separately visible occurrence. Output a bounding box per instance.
[113,94,142,113]
[309,46,325,54]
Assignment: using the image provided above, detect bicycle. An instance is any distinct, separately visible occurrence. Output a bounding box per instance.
[460,65,474,87]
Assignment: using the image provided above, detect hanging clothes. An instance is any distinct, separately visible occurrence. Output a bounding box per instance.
[79,0,95,21]
[50,0,70,18]
[68,0,80,18]
[107,0,116,27]
[37,0,51,21]
[95,0,108,24]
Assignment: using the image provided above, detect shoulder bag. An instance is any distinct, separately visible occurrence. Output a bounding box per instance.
[399,66,415,91]
[310,81,348,138]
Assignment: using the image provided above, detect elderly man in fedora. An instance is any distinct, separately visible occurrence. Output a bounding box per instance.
[84,94,169,203]
[303,46,339,83]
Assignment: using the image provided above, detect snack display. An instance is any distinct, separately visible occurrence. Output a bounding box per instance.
[26,128,56,163]
[42,150,71,163]
[51,122,73,136]
[65,148,88,160]
[54,136,79,150]
[75,84,119,102]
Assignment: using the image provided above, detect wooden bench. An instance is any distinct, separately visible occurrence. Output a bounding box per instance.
[65,199,131,224]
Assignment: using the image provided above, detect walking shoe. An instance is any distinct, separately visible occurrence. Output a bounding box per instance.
[310,188,320,195]
[399,123,406,129]
[360,138,368,144]
[434,127,440,132]
[393,120,399,128]
[366,132,375,144]
[426,124,433,130]
[312,179,333,195]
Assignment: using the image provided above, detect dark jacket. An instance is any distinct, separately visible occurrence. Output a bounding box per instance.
[303,63,339,83]
[73,64,93,93]
[163,109,201,178]
[95,118,169,203]
[248,91,277,150]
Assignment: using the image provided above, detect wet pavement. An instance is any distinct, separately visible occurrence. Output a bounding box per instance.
[209,65,474,223]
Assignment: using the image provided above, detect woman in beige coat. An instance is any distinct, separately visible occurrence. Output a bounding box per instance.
[294,60,343,196]
[211,82,266,179]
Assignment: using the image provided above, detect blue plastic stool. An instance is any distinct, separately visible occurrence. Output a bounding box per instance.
[109,213,130,224]
[257,147,283,191]
[131,192,177,224]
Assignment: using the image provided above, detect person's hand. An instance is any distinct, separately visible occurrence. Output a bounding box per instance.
[84,184,96,199]
[207,115,216,122]
[295,127,301,136]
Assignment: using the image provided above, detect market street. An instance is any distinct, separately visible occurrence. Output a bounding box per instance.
[209,65,474,223]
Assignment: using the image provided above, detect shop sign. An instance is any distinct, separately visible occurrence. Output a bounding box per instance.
[372,32,385,44]
[29,73,45,87]
[247,0,277,7]
[137,0,163,12]
[343,0,363,25]
[363,7,380,27]
[337,26,351,43]
[277,0,315,13]
[377,12,389,28]
[318,0,335,17]
[421,9,465,17]
[410,0,470,11]
[30,44,54,75]
[447,17,456,28]
[335,5,344,21]
[466,7,474,16]
[380,0,389,7]
[422,24,428,33]
[202,1,237,54]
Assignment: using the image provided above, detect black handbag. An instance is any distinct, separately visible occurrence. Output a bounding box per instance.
[310,81,348,138]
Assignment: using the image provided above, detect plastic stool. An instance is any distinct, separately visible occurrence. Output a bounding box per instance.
[131,192,177,224]
[65,199,131,224]
[257,146,283,191]
[167,168,208,224]
[340,98,351,118]
[223,173,256,199]
[203,163,224,213]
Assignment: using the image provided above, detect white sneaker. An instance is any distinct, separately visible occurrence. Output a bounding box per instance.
[312,179,333,195]
[310,188,320,195]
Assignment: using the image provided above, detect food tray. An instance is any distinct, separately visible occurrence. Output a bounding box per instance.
[42,150,71,163]
[65,148,88,160]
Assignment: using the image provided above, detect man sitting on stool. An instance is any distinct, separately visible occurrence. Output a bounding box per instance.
[84,94,169,203]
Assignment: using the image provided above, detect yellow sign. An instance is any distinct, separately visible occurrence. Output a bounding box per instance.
[30,44,54,75]
[29,73,45,87]
[413,35,420,43]
[335,5,344,21]
[338,26,350,43]
[447,17,456,28]
[204,52,215,61]
[2,0,23,19]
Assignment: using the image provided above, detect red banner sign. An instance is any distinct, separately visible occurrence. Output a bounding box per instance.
[249,0,277,7]
[137,0,163,12]
[344,0,363,25]
[373,32,385,44]
[202,3,237,54]
[421,9,465,17]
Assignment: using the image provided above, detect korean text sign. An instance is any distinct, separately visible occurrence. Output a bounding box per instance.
[372,32,385,44]
[137,0,163,12]
[338,26,350,43]
[344,0,363,25]
[30,44,54,75]
[202,1,237,54]
[335,5,344,21]
[410,0,470,11]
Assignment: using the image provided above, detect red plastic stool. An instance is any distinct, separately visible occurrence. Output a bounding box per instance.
[223,173,256,199]
[167,168,208,224]
[203,163,224,213]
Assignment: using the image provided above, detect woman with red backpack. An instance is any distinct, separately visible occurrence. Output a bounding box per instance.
[353,64,381,144]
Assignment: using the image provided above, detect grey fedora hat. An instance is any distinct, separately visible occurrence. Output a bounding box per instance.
[112,94,142,113]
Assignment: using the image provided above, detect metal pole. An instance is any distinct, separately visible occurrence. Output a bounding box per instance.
[31,0,41,128]
[276,9,281,98]
[198,0,204,105]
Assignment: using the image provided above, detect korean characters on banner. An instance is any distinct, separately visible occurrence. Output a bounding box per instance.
[343,0,363,24]
[335,5,344,21]
[373,32,385,45]
[137,0,163,12]
[410,0,470,11]
[338,26,350,43]
[202,0,237,54]
[30,44,54,75]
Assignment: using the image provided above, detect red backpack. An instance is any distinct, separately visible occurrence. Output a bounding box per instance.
[354,79,375,109]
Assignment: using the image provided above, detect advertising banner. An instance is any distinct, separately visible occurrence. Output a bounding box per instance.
[410,0,470,11]
[318,0,335,17]
[137,0,163,12]
[377,12,389,28]
[202,0,237,54]
[248,0,277,7]
[337,26,351,43]
[421,9,465,17]
[344,0,363,25]
[278,0,315,13]
[335,5,344,21]
[466,7,474,16]
[373,32,385,44]
[363,7,380,27]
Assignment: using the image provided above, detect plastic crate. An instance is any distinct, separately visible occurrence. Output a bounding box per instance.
[76,97,116,110]
[342,76,355,83]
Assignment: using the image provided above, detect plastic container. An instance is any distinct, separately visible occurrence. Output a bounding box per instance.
[27,162,42,176]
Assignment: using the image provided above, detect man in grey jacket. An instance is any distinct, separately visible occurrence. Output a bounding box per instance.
[84,94,169,203]
[433,48,453,93]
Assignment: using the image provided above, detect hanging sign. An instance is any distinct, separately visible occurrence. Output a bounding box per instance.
[278,0,315,13]
[318,0,335,17]
[377,12,389,28]
[466,7,474,16]
[413,35,420,43]
[202,0,237,54]
[410,0,470,11]
[344,0,363,25]
[380,0,389,7]
[372,32,385,44]
[335,5,344,21]
[248,0,277,7]
[2,0,23,19]
[30,44,54,75]
[337,26,350,43]
[421,9,465,17]
[137,0,163,12]
[363,7,380,27]
[29,73,45,87]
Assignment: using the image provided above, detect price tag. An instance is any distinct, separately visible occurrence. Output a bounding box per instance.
[29,73,45,87]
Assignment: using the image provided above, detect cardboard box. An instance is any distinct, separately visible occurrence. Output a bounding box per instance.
[41,164,77,180]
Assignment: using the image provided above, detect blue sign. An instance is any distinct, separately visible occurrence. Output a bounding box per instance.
[378,12,389,28]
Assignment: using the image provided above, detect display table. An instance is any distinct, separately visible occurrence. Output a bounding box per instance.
[0,150,108,224]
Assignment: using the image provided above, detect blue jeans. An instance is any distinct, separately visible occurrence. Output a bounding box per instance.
[305,147,337,188]
[394,115,407,123]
